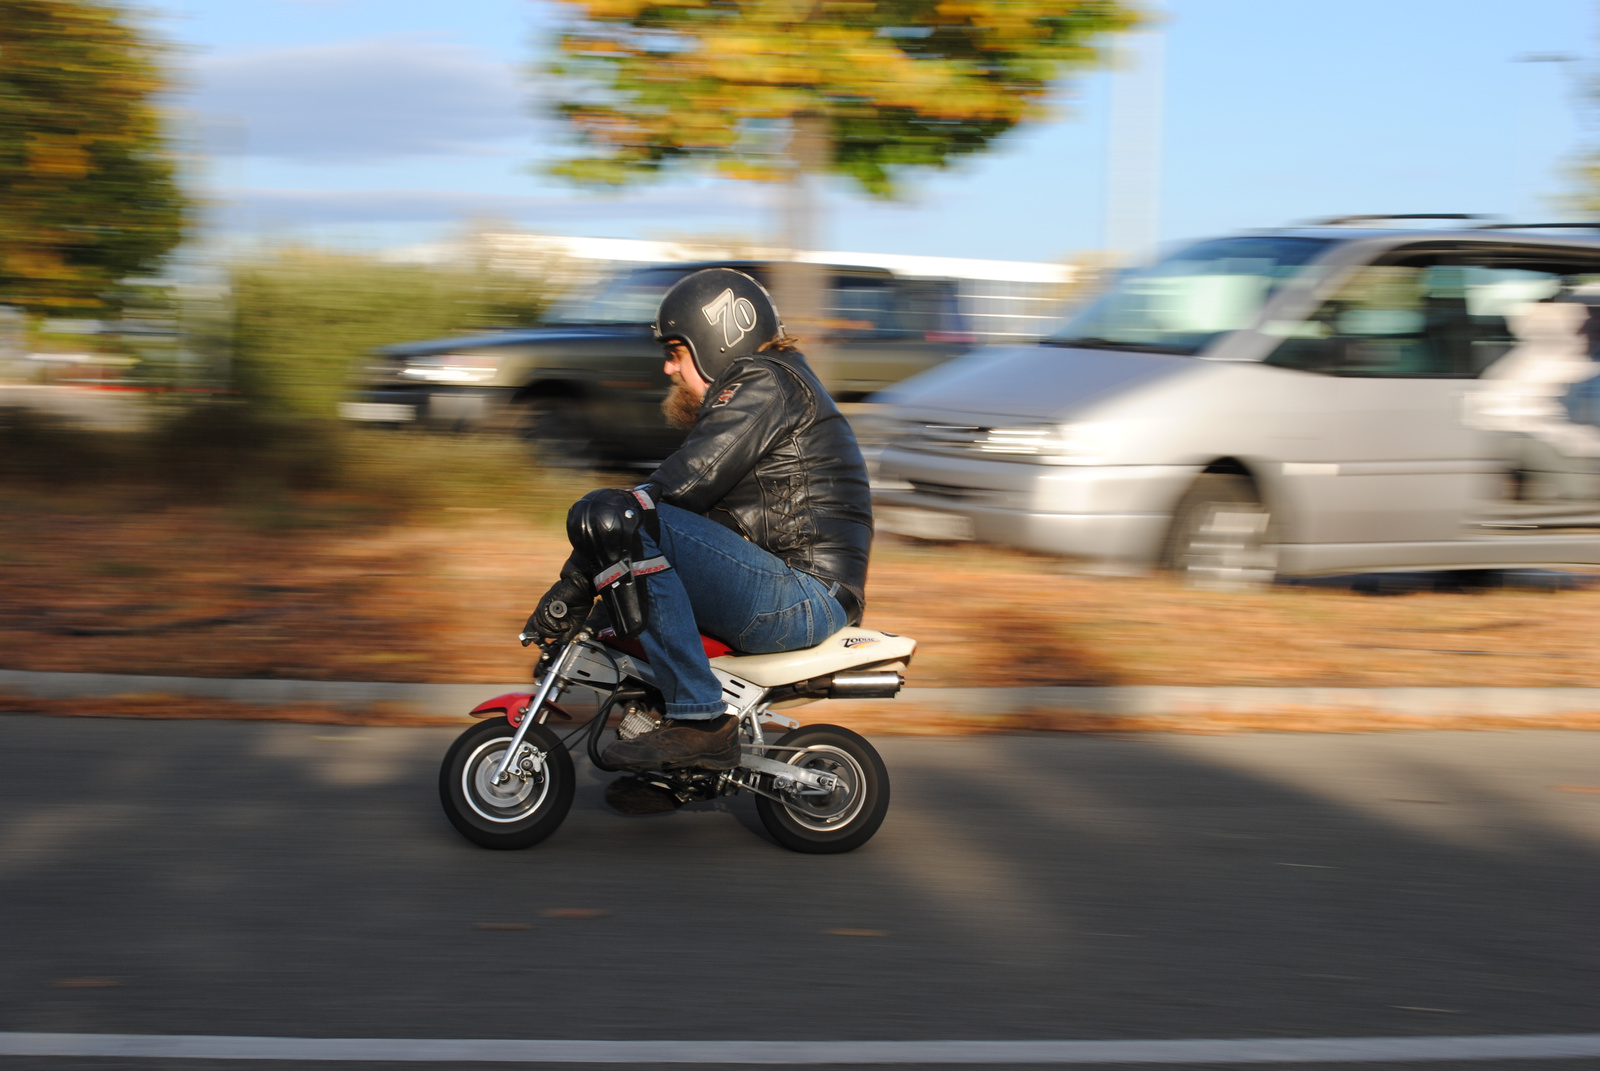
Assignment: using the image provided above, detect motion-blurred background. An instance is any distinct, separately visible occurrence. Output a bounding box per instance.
[5,0,1600,694]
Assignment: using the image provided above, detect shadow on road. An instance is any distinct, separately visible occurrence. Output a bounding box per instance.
[1,714,1598,1053]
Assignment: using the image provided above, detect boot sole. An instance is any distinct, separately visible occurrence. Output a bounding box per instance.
[602,746,742,773]
[660,750,741,771]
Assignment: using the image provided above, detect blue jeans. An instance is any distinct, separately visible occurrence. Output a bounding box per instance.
[636,503,849,718]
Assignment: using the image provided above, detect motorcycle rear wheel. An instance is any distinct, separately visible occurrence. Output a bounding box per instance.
[754,724,889,854]
[440,719,574,849]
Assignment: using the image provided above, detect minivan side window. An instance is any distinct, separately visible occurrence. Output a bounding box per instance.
[1267,240,1600,377]
[1266,263,1550,377]
[1265,251,1597,378]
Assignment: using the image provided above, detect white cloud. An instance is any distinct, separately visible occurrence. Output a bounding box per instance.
[191,35,540,164]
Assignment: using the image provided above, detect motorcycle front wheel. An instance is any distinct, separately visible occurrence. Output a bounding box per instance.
[754,724,890,854]
[439,719,574,849]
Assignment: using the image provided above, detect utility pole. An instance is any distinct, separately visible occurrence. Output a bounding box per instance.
[772,111,831,387]
[1512,51,1579,220]
[1104,7,1165,264]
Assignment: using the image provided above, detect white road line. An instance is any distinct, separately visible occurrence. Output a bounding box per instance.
[3,1032,1600,1064]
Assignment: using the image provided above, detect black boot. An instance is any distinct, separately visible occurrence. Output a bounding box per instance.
[604,775,683,814]
[602,713,741,771]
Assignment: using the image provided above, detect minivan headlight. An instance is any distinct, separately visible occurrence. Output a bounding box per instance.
[977,422,1114,463]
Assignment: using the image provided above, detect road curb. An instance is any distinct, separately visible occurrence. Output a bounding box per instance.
[0,669,525,721]
[6,669,1600,726]
[892,685,1600,720]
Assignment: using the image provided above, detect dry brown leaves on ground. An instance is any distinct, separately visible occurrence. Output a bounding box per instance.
[0,691,462,727]
[10,689,1600,735]
[4,498,1600,689]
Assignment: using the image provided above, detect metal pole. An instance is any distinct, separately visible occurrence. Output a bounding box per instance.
[772,111,831,388]
[1104,9,1165,266]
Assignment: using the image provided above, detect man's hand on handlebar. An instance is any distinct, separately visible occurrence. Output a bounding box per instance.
[521,575,593,647]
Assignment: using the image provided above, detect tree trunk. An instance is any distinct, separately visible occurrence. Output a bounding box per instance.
[771,111,832,389]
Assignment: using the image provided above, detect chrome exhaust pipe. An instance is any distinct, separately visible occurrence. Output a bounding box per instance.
[827,672,904,699]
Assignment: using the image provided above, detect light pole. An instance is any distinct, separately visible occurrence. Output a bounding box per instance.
[1104,5,1166,265]
[1511,51,1579,221]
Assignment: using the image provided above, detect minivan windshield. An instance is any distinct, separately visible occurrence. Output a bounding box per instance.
[1048,236,1334,355]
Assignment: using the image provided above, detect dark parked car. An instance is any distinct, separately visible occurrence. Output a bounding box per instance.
[342,260,971,465]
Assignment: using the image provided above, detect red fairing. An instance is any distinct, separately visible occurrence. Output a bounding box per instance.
[600,631,732,660]
[470,693,534,726]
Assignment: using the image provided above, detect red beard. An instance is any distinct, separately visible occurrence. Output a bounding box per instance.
[661,374,701,430]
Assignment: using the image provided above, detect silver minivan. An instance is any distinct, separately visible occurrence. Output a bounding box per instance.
[873,222,1600,584]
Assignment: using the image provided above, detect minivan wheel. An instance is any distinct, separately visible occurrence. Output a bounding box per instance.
[1162,474,1278,590]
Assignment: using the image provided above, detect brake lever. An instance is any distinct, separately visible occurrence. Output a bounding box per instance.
[518,632,561,664]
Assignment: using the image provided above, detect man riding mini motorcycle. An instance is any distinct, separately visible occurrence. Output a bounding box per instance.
[524,268,874,787]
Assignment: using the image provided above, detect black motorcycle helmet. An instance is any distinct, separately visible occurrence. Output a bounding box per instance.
[652,268,783,383]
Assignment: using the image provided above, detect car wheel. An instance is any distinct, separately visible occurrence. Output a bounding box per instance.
[1161,473,1277,590]
[518,397,594,467]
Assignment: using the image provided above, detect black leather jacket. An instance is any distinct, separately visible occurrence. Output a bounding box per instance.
[643,349,873,623]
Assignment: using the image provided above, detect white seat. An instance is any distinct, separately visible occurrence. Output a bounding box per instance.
[709,627,917,688]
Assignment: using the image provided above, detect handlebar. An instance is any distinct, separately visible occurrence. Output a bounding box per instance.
[519,631,586,664]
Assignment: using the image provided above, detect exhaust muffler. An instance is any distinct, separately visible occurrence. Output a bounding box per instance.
[826,672,904,699]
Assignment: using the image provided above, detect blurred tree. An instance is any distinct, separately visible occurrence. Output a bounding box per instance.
[0,0,188,314]
[547,0,1138,196]
[545,0,1138,369]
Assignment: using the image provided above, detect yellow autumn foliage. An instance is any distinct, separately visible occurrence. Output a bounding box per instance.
[0,1,188,313]
[546,0,1138,196]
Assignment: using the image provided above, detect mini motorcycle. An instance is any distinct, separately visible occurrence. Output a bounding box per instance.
[438,623,914,854]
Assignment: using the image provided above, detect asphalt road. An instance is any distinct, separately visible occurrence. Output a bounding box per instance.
[3,714,1600,1069]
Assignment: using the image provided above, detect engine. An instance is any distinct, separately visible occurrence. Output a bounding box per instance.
[615,700,662,740]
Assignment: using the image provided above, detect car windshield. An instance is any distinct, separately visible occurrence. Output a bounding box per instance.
[551,267,699,324]
[1048,236,1335,355]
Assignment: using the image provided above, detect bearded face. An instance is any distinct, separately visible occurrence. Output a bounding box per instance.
[660,371,701,430]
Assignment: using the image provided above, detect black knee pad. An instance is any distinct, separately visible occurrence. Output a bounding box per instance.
[567,489,663,639]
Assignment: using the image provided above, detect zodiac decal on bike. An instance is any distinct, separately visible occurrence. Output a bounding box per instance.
[701,287,759,350]
[841,636,879,649]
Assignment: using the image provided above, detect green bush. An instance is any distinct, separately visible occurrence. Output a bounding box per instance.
[0,401,595,530]
[0,401,340,494]
[0,246,581,526]
[226,248,555,418]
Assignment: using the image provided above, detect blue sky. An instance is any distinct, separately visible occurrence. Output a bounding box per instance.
[159,0,1595,263]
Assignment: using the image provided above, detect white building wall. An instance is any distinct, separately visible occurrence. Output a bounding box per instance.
[392,232,1080,343]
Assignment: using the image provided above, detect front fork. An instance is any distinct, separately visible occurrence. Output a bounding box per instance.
[491,632,586,786]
